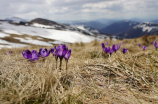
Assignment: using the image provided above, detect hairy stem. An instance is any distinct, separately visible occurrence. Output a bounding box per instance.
[66,60,68,75]
[59,58,63,70]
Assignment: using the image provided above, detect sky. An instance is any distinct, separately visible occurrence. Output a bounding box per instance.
[0,0,158,22]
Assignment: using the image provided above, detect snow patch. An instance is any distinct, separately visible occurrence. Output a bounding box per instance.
[0,32,10,37]
[32,23,55,28]
[0,39,28,49]
[0,22,95,43]
[14,37,53,46]
[134,22,158,32]
[2,29,22,35]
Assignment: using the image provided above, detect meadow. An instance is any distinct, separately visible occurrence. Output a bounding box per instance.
[0,35,158,104]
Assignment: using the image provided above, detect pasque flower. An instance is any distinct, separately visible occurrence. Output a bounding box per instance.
[108,48,114,55]
[105,42,108,45]
[103,47,110,53]
[64,49,71,61]
[39,48,50,58]
[142,46,147,50]
[50,47,55,55]
[138,44,141,47]
[22,50,32,59]
[151,41,154,44]
[154,42,158,49]
[101,43,105,49]
[57,44,68,60]
[57,44,68,70]
[112,44,120,52]
[52,44,68,70]
[53,45,61,69]
[64,49,71,74]
[30,50,40,61]
[122,48,128,54]
[22,50,40,61]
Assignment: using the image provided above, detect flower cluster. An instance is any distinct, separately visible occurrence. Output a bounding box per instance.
[138,43,147,50]
[101,42,126,55]
[22,44,71,70]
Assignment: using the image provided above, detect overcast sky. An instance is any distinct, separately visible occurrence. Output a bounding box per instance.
[0,0,158,21]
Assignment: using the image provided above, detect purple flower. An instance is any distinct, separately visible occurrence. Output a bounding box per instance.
[103,47,110,53]
[22,50,32,59]
[105,42,108,45]
[151,41,154,44]
[54,45,61,57]
[101,43,105,49]
[142,46,147,50]
[108,48,114,55]
[22,50,40,61]
[50,47,55,55]
[154,42,158,48]
[112,44,120,52]
[64,48,71,73]
[30,50,40,61]
[64,49,71,60]
[53,45,62,69]
[138,44,141,47]
[57,44,68,59]
[122,48,128,54]
[39,48,50,58]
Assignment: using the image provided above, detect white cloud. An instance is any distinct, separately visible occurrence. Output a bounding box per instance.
[0,0,158,21]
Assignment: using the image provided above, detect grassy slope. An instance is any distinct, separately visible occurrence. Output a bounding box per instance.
[0,35,158,104]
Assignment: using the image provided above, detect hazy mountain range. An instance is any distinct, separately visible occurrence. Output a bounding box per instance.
[1,17,158,40]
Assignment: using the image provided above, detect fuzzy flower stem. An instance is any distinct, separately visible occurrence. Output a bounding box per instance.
[59,58,63,70]
[66,60,68,75]
[108,54,111,63]
[42,57,45,62]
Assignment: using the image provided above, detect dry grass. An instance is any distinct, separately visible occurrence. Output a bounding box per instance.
[0,35,158,104]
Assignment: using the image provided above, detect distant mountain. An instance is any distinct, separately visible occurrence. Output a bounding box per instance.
[129,18,146,22]
[100,20,139,36]
[67,20,105,30]
[94,18,118,26]
[151,19,158,23]
[29,18,102,36]
[4,16,27,22]
[119,22,158,38]
[72,25,100,34]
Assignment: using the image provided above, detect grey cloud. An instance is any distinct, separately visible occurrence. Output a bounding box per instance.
[0,0,158,21]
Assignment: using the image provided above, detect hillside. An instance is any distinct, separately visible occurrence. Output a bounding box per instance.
[0,35,158,104]
[100,20,139,36]
[120,22,158,38]
[0,20,106,49]
[4,16,27,22]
